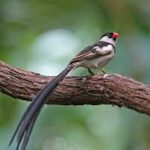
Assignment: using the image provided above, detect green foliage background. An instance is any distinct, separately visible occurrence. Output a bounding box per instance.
[0,0,150,150]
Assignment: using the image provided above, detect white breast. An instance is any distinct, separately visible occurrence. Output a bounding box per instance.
[79,45,115,68]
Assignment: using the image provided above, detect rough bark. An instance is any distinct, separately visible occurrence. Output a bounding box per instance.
[0,61,150,115]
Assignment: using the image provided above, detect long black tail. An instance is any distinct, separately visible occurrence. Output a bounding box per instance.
[9,65,74,150]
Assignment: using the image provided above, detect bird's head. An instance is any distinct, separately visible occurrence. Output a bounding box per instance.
[100,32,119,45]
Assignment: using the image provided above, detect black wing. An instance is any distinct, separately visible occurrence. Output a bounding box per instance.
[70,41,112,64]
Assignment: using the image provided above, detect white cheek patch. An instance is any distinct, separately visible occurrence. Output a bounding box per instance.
[100,36,115,45]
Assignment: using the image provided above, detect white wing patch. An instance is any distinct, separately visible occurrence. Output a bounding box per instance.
[93,45,113,55]
[101,44,113,51]
[93,46,102,52]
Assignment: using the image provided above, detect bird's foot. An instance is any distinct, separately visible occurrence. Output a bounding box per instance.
[100,68,107,74]
[88,68,95,76]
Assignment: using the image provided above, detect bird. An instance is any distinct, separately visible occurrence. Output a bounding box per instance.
[9,32,119,150]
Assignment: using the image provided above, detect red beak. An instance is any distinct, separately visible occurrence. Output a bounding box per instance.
[112,32,119,38]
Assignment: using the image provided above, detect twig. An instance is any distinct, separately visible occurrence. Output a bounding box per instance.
[0,61,150,115]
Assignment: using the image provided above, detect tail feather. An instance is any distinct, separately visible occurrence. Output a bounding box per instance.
[19,112,39,150]
[17,67,72,139]
[9,66,74,150]
[15,112,39,150]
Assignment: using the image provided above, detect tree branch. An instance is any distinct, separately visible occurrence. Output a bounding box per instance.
[0,61,150,115]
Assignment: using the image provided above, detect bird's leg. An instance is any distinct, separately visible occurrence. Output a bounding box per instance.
[99,68,107,74]
[87,68,94,75]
